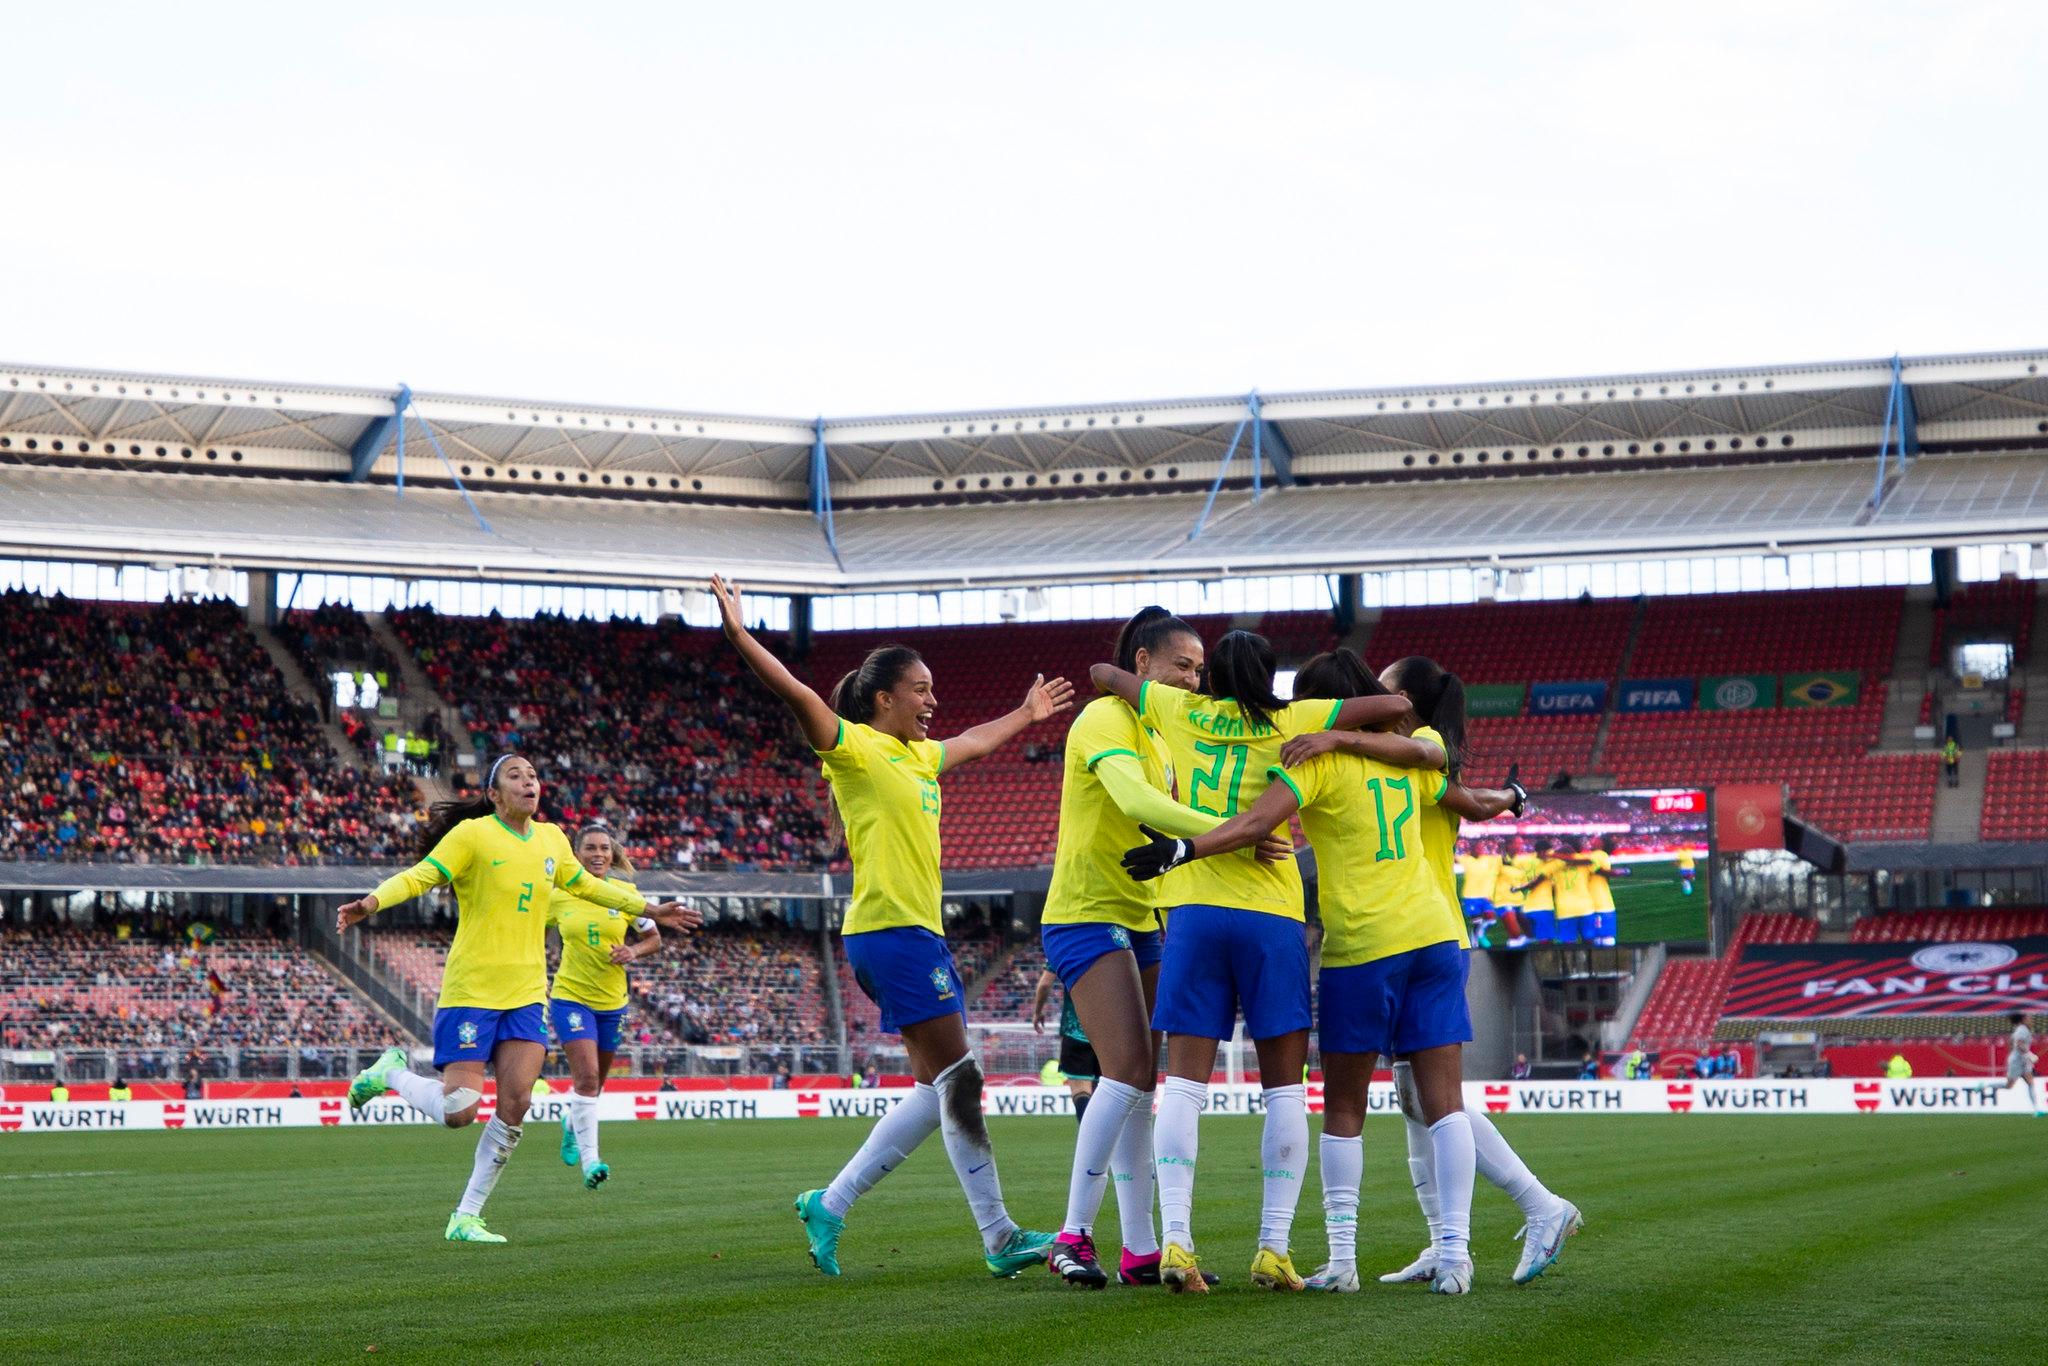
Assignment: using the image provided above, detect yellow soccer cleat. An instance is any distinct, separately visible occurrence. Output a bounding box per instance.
[1160,1242,1209,1295]
[1249,1247,1306,1291]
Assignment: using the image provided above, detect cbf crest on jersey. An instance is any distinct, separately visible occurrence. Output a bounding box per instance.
[931,966,955,999]
[457,1020,480,1048]
[544,857,557,879]
[1109,926,1131,949]
[568,1010,585,1031]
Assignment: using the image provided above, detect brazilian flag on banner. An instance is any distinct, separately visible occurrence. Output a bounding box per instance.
[1784,671,1861,708]
[1699,674,1778,711]
[1465,683,1526,718]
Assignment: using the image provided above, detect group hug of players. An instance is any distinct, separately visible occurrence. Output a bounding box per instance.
[332,576,1582,1294]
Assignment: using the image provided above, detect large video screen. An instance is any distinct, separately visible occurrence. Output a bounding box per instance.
[1454,787,1710,949]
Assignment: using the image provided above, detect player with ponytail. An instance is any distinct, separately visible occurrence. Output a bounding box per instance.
[710,574,1076,1281]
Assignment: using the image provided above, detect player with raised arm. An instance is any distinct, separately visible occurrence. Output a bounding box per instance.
[709,574,1074,1280]
[1092,631,1408,1293]
[2004,1012,2041,1116]
[1285,654,1582,1288]
[1039,607,1287,1289]
[549,820,662,1190]
[335,755,697,1243]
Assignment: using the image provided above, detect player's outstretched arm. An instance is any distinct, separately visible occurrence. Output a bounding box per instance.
[1095,753,1291,861]
[1327,694,1421,732]
[940,673,1075,771]
[610,924,663,965]
[712,574,839,751]
[1088,662,1142,706]
[1122,782,1301,880]
[1443,780,1526,821]
[335,853,457,931]
[1279,728,1444,771]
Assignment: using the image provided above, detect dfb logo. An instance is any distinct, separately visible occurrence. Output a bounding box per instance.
[1853,1082,1882,1113]
[162,1103,187,1130]
[796,1092,821,1118]
[634,1094,657,1121]
[318,1100,343,1127]
[1665,1083,1694,1113]
[1483,1084,1510,1114]
[0,1104,21,1132]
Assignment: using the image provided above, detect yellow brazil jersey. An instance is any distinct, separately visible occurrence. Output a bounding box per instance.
[1677,850,1697,872]
[1461,853,1502,905]
[1139,680,1340,921]
[1408,724,1471,950]
[1491,854,1529,908]
[1271,752,1452,968]
[1519,854,1557,911]
[1043,696,1174,932]
[819,720,945,937]
[1553,858,1597,919]
[370,815,646,1010]
[548,877,656,1012]
[1584,848,1617,912]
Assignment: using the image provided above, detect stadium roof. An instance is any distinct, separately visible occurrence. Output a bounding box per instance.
[1,350,2044,594]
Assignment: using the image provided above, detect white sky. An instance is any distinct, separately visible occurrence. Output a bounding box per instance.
[5,2,2042,418]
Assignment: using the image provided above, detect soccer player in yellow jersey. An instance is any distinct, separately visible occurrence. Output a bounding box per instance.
[335,754,697,1243]
[1549,838,1600,944]
[548,820,662,1190]
[1570,836,1626,946]
[710,575,1075,1281]
[1040,607,1288,1289]
[1514,841,1560,942]
[1095,632,1409,1293]
[1281,653,1581,1289]
[1677,847,1697,896]
[1459,842,1504,945]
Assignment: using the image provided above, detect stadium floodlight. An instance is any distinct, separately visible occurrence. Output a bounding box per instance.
[1023,587,1048,616]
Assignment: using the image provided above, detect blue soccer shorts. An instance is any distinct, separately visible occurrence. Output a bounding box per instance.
[1151,903,1311,1041]
[843,926,967,1033]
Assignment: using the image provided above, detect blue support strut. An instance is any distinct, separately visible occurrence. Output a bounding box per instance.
[811,417,843,568]
[348,384,410,482]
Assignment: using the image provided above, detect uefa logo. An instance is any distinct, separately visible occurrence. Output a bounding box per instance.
[1715,678,1759,709]
[1909,942,2018,974]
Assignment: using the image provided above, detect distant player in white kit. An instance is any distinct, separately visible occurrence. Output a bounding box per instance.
[2004,1013,2040,1116]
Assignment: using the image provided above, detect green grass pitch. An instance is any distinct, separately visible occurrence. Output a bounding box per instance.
[1615,856,1707,944]
[3,1115,2041,1364]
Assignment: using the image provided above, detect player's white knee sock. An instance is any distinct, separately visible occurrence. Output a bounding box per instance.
[1403,1114,1441,1242]
[1428,1111,1475,1263]
[1112,1098,1159,1256]
[1063,1077,1143,1237]
[932,1056,1015,1253]
[571,1092,601,1167]
[1258,1084,1308,1254]
[390,1067,449,1121]
[1319,1133,1362,1265]
[456,1115,520,1217]
[1153,1075,1207,1247]
[822,1080,940,1218]
[1466,1103,1556,1220]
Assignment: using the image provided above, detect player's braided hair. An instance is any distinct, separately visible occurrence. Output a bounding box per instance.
[830,645,924,724]
[1203,629,1283,734]
[1112,605,1197,673]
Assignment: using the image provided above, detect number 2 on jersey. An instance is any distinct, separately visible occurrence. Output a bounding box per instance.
[1365,776,1414,861]
[1190,740,1249,816]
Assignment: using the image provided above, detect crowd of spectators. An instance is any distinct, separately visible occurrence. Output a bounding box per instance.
[388,606,835,870]
[0,592,425,864]
[0,923,379,1058]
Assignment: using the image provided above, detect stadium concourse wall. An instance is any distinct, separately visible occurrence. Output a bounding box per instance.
[1,1079,2034,1135]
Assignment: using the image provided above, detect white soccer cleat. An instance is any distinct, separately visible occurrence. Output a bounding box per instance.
[1430,1255,1474,1295]
[1304,1261,1361,1292]
[1512,1198,1583,1284]
[1379,1247,1439,1283]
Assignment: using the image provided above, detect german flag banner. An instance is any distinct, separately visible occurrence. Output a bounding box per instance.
[1724,939,2048,1018]
[1782,671,1860,708]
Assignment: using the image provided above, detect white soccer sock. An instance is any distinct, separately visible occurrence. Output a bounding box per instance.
[1428,1111,1475,1263]
[1112,1098,1159,1256]
[571,1093,601,1167]
[1063,1077,1144,1237]
[932,1056,1015,1253]
[456,1115,521,1217]
[390,1067,449,1122]
[1259,1084,1308,1254]
[822,1081,940,1218]
[1403,1114,1442,1242]
[1153,1075,1207,1248]
[1319,1133,1362,1265]
[1467,1103,1556,1221]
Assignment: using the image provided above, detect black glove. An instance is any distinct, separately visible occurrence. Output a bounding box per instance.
[1506,781,1528,816]
[1122,824,1194,881]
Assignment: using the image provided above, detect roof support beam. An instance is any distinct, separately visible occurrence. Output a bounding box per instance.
[810,417,843,569]
[347,386,409,482]
[1189,391,1287,542]
[1869,354,1922,513]
[1253,391,1296,488]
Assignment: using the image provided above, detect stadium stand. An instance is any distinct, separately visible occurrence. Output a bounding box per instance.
[1929,578,2034,668]
[1631,913,1818,1049]
[1629,587,1903,678]
[1981,750,2048,841]
[1364,598,1635,686]
[1848,907,2048,942]
[386,607,834,871]
[0,591,424,864]
[0,924,378,1055]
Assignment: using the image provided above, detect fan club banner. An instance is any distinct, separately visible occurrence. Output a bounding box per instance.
[2,1080,2036,1133]
[1725,938,2048,1019]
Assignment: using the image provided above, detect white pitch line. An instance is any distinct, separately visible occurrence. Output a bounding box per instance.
[0,1169,129,1181]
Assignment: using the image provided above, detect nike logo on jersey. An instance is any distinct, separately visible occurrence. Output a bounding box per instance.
[491,859,508,866]
[886,755,906,763]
